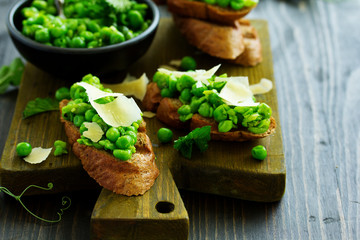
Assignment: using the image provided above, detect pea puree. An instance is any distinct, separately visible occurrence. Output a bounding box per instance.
[21,0,152,48]
[153,71,272,134]
[61,74,141,161]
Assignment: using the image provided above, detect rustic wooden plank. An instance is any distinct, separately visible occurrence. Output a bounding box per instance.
[91,163,189,240]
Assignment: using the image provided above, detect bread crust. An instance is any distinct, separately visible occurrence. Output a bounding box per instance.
[143,84,276,141]
[59,99,159,196]
[167,0,255,26]
[174,16,245,60]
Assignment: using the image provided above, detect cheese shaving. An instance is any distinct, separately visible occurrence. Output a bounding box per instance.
[83,122,104,142]
[103,73,149,101]
[158,64,221,85]
[142,111,156,118]
[218,77,259,107]
[77,82,142,127]
[24,147,52,164]
[250,78,273,95]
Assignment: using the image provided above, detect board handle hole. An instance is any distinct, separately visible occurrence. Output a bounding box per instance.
[155,201,175,214]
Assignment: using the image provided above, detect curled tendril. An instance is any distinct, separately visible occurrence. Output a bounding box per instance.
[0,182,71,223]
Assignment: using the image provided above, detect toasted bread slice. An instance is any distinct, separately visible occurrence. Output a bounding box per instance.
[59,100,159,196]
[230,19,262,66]
[174,16,245,60]
[168,0,255,26]
[142,85,276,141]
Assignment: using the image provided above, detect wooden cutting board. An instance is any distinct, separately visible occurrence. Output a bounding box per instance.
[0,18,285,239]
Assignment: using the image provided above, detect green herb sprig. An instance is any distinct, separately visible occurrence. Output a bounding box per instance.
[0,183,71,223]
[174,126,211,159]
[23,97,59,119]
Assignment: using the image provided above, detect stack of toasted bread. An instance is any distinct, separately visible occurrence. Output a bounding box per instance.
[167,0,262,66]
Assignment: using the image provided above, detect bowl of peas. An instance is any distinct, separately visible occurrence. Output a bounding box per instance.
[7,0,159,78]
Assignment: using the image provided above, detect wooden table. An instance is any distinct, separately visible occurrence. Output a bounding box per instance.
[1,1,359,239]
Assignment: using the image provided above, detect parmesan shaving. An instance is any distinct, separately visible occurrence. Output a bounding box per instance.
[142,111,156,118]
[103,73,149,101]
[77,82,142,127]
[24,147,52,164]
[83,122,104,142]
[250,78,273,95]
[218,77,259,107]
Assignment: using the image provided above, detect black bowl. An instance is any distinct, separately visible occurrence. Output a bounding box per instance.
[7,0,159,79]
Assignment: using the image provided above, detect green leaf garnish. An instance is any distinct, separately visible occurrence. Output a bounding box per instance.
[0,58,25,94]
[23,97,59,119]
[174,126,211,159]
[0,183,71,223]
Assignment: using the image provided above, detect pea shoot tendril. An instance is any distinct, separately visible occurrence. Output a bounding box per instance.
[0,182,71,223]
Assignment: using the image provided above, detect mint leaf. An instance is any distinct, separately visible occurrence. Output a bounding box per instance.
[23,97,59,119]
[174,126,211,159]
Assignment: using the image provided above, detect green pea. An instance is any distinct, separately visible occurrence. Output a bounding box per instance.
[125,131,137,145]
[208,93,223,107]
[178,105,192,115]
[179,113,193,122]
[54,140,68,156]
[87,20,101,33]
[191,83,207,97]
[227,108,238,125]
[55,87,70,101]
[180,56,197,71]
[35,28,50,43]
[71,36,86,48]
[160,88,172,98]
[211,81,226,92]
[16,142,32,157]
[127,10,144,30]
[84,109,96,122]
[80,31,94,42]
[87,40,99,48]
[50,25,67,38]
[190,96,205,113]
[217,0,230,8]
[168,74,177,93]
[32,0,48,11]
[230,0,245,10]
[104,141,115,151]
[179,88,192,104]
[213,105,228,122]
[73,114,85,127]
[113,149,132,161]
[218,120,233,132]
[22,7,39,18]
[176,75,196,92]
[157,128,173,144]
[251,145,267,160]
[71,103,91,114]
[46,6,57,15]
[106,127,120,142]
[116,135,133,149]
[110,31,125,44]
[258,103,272,118]
[79,123,87,134]
[248,119,270,134]
[53,37,67,47]
[198,102,213,117]
[153,72,169,89]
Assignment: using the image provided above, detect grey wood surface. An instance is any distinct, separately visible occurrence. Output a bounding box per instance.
[1,0,359,239]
